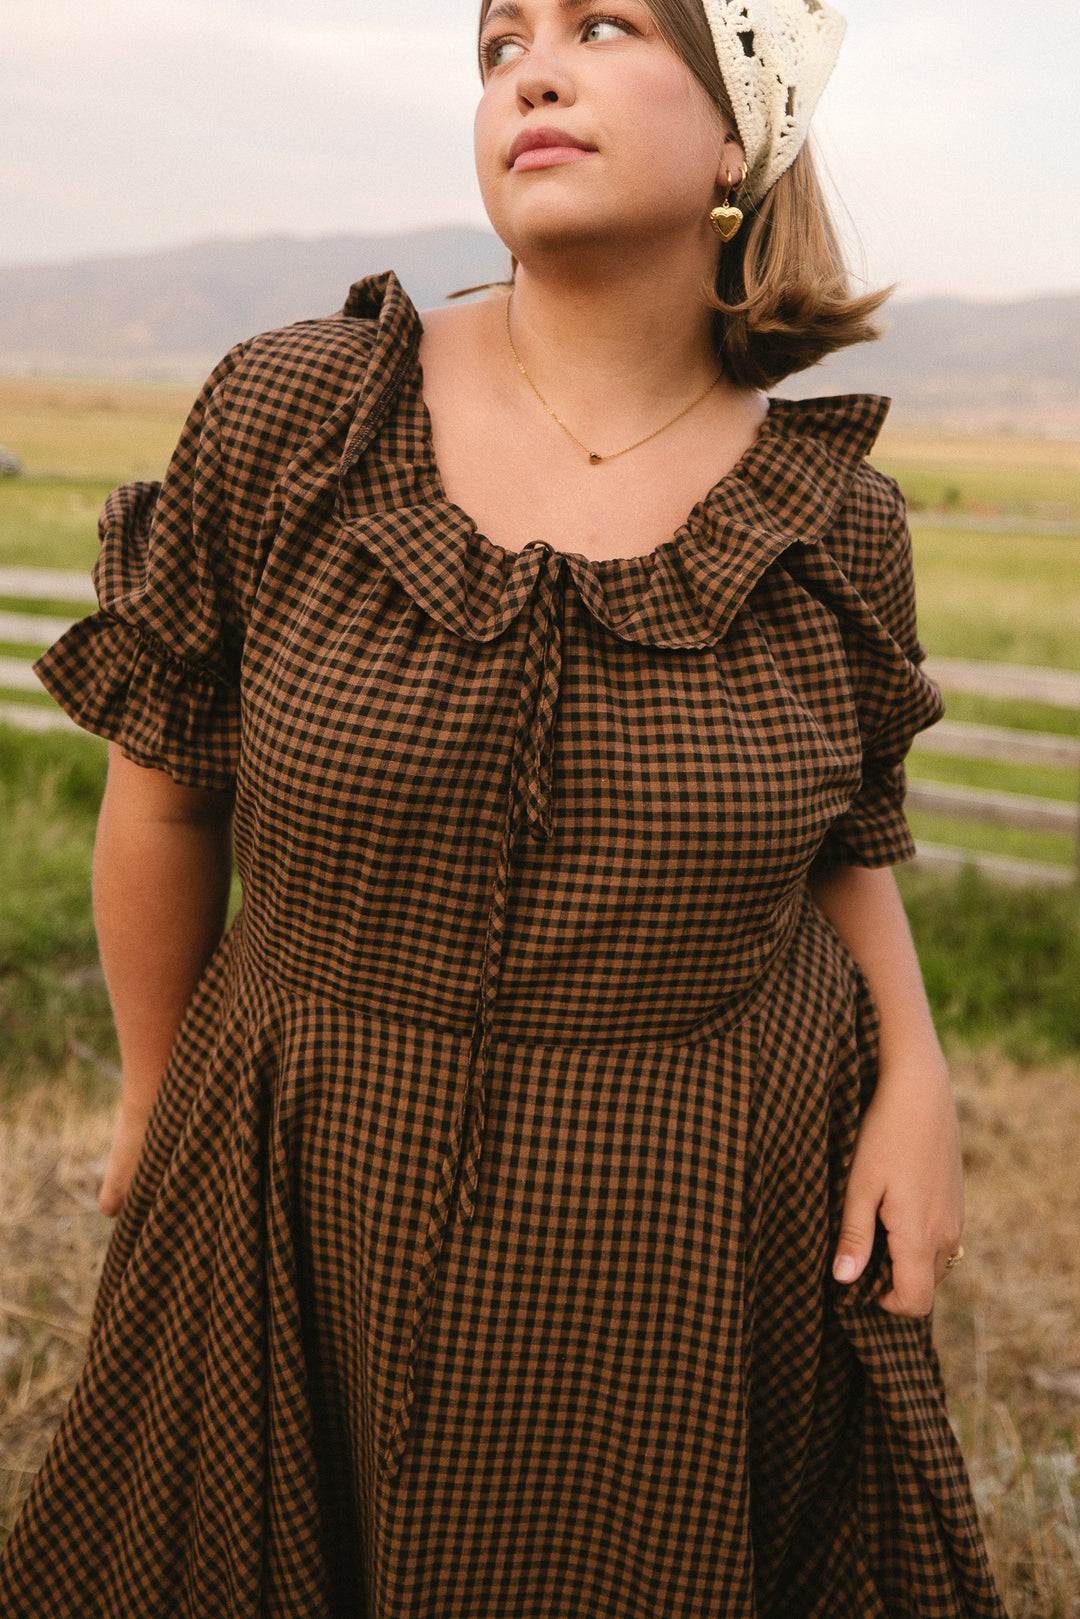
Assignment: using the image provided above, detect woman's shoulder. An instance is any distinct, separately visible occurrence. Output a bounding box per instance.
[203,271,420,446]
[751,393,907,585]
[126,271,423,583]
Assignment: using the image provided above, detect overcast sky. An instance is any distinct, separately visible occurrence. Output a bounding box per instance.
[3,0,1078,301]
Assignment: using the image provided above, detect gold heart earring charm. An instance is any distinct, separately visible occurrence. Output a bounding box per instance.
[710,162,748,242]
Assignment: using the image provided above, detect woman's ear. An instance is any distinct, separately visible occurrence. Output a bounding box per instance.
[716,134,747,192]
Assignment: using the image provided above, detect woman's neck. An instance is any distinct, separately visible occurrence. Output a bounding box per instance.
[503,254,725,428]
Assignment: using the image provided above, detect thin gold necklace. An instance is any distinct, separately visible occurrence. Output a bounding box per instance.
[504,294,722,466]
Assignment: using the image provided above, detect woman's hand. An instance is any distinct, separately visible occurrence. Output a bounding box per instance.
[832,1056,964,1316]
[99,1095,153,1217]
[807,861,965,1318]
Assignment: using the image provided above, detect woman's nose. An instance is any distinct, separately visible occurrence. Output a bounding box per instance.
[515,41,577,111]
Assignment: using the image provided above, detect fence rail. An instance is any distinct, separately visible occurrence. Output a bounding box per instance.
[0,566,97,605]
[923,656,1080,710]
[1,580,1077,884]
[911,718,1080,771]
[905,780,1077,836]
[910,658,1079,885]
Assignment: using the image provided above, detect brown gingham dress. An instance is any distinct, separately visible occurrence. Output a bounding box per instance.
[2,273,1005,1618]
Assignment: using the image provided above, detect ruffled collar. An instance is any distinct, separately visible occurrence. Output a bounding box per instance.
[335,271,892,650]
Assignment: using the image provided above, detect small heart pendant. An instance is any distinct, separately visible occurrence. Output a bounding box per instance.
[710,204,743,242]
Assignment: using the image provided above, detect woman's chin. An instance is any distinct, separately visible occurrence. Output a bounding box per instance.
[483,205,637,270]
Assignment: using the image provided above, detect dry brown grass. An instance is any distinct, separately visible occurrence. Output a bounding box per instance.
[0,1087,113,1534]
[2,1058,1078,1612]
[876,427,1080,479]
[937,1052,1080,1617]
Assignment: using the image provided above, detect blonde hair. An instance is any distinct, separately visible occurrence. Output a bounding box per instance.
[476,0,889,389]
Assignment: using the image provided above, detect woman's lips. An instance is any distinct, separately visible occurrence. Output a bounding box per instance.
[512,144,595,172]
[507,129,597,172]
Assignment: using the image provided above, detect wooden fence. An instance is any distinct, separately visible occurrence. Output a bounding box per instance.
[2,566,1079,886]
[911,658,1080,887]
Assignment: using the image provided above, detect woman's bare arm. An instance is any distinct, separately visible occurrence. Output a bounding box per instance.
[93,746,234,1216]
[808,861,964,1318]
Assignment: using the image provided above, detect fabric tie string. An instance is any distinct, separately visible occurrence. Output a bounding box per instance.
[381,544,565,1479]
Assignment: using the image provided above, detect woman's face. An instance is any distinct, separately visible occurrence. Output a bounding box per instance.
[474,0,740,262]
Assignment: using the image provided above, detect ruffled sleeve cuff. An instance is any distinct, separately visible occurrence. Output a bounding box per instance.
[34,613,240,791]
[815,762,919,869]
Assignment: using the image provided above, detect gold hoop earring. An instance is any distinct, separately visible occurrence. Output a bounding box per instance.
[709,161,748,243]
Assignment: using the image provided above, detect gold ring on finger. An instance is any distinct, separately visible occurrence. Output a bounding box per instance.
[945,1246,965,1270]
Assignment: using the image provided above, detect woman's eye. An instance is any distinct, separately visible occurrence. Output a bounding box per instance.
[483,37,525,70]
[481,15,630,71]
[583,18,630,43]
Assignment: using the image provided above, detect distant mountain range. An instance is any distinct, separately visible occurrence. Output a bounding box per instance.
[781,291,1080,434]
[1,229,1078,433]
[0,229,510,380]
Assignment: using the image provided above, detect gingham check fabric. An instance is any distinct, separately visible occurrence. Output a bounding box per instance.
[2,274,1004,1617]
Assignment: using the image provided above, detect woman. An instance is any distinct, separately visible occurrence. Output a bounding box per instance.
[1,0,1004,1613]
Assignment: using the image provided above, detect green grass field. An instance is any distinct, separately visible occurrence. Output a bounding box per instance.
[874,427,1080,521]
[0,376,195,569]
[910,526,1080,670]
[0,727,115,1102]
[0,477,116,570]
[0,377,196,482]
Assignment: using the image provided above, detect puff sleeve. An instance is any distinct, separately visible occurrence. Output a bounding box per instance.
[814,473,944,868]
[34,347,250,790]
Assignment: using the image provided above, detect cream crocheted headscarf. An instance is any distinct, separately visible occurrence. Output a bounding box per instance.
[700,0,846,205]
